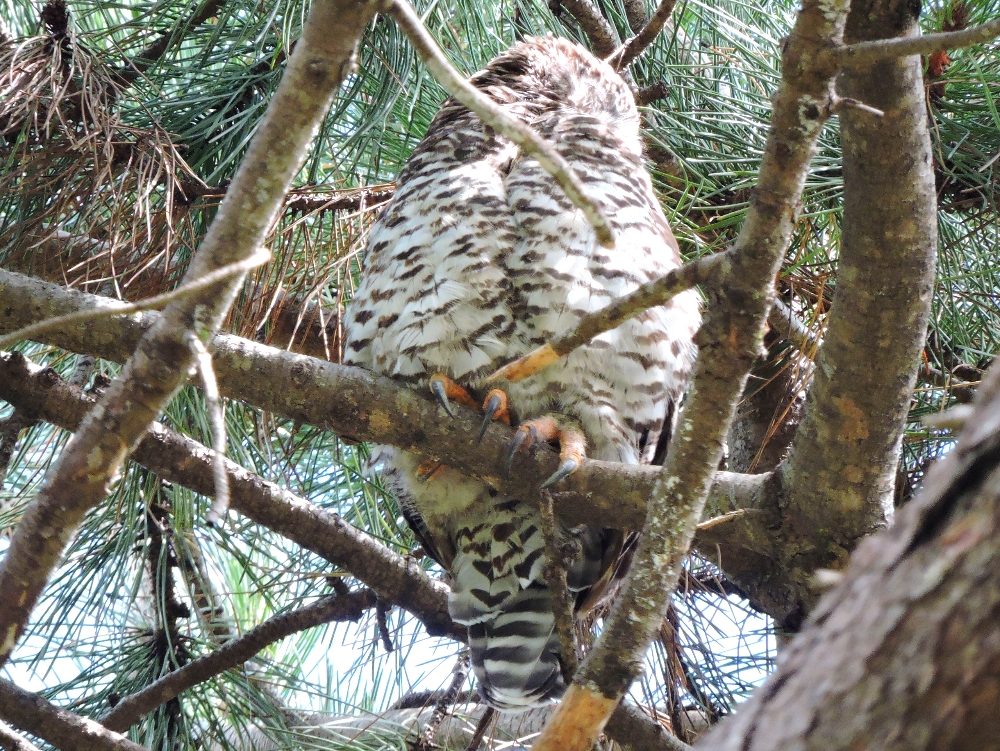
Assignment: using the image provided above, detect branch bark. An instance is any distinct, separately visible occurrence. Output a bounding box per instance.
[0,0,382,668]
[102,590,376,731]
[0,680,148,751]
[609,0,680,71]
[697,346,1000,751]
[0,721,42,751]
[832,16,1000,66]
[530,0,850,744]
[0,351,458,639]
[552,0,620,58]
[0,272,765,539]
[776,0,937,624]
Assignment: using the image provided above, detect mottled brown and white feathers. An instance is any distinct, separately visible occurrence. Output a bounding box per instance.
[343,36,700,711]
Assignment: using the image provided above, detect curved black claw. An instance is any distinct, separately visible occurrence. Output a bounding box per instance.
[505,429,530,477]
[540,458,579,489]
[430,378,455,418]
[479,393,505,441]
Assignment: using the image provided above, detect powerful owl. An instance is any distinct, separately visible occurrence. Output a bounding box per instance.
[343,36,700,711]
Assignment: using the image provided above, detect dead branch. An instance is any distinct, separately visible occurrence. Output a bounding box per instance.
[832,16,1000,67]
[102,590,375,731]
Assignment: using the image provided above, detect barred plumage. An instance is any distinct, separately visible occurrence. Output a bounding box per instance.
[343,35,700,711]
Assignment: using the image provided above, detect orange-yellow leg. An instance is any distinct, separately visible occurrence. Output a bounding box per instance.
[505,415,587,488]
[428,372,480,417]
[415,459,447,483]
[479,389,512,440]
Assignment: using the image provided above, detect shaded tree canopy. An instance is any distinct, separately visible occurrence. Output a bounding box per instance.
[0,0,998,749]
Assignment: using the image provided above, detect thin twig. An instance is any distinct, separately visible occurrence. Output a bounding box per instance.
[385,0,616,248]
[102,590,374,731]
[488,252,725,383]
[465,707,497,751]
[414,650,471,751]
[539,491,580,681]
[833,17,1000,67]
[831,96,885,118]
[767,298,822,356]
[608,0,681,71]
[376,598,395,652]
[0,721,43,751]
[0,247,271,351]
[188,334,230,526]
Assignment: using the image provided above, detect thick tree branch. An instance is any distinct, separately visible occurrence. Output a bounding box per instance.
[609,0,680,71]
[698,356,1000,750]
[605,702,692,751]
[777,0,938,622]
[385,0,616,247]
[0,273,766,538]
[0,0,381,668]
[102,590,376,731]
[0,680,148,751]
[832,18,1000,67]
[0,354,708,751]
[530,0,850,745]
[0,351,458,639]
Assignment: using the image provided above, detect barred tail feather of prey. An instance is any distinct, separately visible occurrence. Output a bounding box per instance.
[468,584,567,711]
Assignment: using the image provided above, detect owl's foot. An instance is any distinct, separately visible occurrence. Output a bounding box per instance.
[479,389,511,440]
[415,459,446,482]
[429,373,480,417]
[505,415,586,488]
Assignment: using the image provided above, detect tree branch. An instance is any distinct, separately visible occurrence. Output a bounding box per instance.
[102,590,376,731]
[0,273,766,537]
[530,0,851,744]
[0,680,148,751]
[0,351,459,639]
[0,0,382,668]
[385,0,616,248]
[609,0,680,71]
[116,0,228,86]
[832,17,1000,67]
[0,354,710,751]
[777,0,938,619]
[551,0,620,58]
[698,357,1000,750]
[605,702,693,751]
[767,298,822,356]
[0,721,42,751]
[488,253,726,383]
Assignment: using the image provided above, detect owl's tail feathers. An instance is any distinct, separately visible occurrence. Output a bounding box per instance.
[466,584,567,712]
